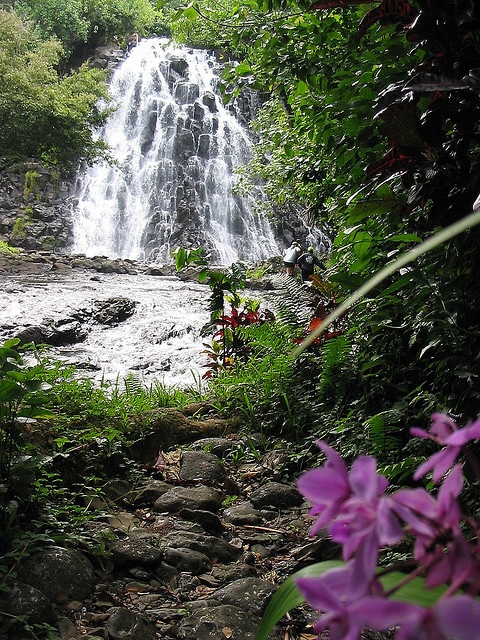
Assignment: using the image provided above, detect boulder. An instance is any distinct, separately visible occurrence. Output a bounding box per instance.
[15,546,95,602]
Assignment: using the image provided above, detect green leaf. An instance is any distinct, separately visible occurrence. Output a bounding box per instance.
[389,234,423,243]
[255,561,342,640]
[380,571,446,606]
[0,379,24,403]
[255,562,447,640]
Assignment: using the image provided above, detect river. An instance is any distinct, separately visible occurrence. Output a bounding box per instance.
[1,266,212,389]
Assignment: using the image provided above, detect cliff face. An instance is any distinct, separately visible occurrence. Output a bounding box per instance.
[0,44,126,254]
[0,161,75,252]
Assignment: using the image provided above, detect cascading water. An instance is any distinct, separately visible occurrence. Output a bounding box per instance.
[72,38,281,265]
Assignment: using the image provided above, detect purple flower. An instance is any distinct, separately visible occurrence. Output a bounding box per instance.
[296,440,350,536]
[393,465,478,588]
[392,595,480,640]
[296,567,422,640]
[298,442,403,583]
[295,563,384,640]
[411,413,480,482]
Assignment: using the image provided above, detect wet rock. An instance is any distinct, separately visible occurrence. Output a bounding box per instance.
[223,501,264,525]
[250,481,304,509]
[134,479,173,505]
[102,478,134,503]
[15,319,88,346]
[180,450,225,482]
[177,604,262,640]
[163,547,211,574]
[212,577,275,616]
[15,546,95,602]
[191,436,237,455]
[211,563,257,582]
[129,408,237,457]
[165,530,242,563]
[106,607,156,640]
[93,297,137,325]
[179,508,224,534]
[153,485,222,513]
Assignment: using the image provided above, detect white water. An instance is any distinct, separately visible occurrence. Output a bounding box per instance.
[72,38,281,265]
[1,270,211,388]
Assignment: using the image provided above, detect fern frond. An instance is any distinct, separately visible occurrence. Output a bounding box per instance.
[318,333,352,398]
[270,274,314,330]
[123,374,144,395]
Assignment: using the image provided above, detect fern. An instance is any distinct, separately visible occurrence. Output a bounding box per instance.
[317,332,353,399]
[269,274,314,330]
[364,410,404,459]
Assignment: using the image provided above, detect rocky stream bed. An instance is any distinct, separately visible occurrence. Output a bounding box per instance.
[1,249,388,640]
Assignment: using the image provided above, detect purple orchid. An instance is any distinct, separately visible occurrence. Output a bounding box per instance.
[392,465,476,588]
[297,441,403,581]
[296,569,424,640]
[392,595,480,640]
[295,563,385,640]
[296,440,351,536]
[411,413,480,482]
[291,414,480,640]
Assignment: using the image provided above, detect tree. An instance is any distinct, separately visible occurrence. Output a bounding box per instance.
[0,9,110,167]
[14,0,161,55]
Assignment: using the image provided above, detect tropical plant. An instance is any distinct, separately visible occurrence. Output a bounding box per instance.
[202,301,273,377]
[0,339,54,486]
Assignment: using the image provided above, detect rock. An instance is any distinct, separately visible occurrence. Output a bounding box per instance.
[93,297,137,324]
[134,480,173,505]
[249,481,304,509]
[164,531,241,563]
[153,485,223,514]
[110,539,163,568]
[178,508,224,534]
[223,502,264,526]
[180,450,225,482]
[15,546,95,602]
[211,564,257,582]
[191,436,237,455]
[1,580,55,625]
[163,547,211,574]
[106,607,156,640]
[129,408,237,457]
[212,577,275,616]
[15,319,88,346]
[102,478,134,503]
[177,604,262,640]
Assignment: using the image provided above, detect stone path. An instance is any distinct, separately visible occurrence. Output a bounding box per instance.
[4,433,331,640]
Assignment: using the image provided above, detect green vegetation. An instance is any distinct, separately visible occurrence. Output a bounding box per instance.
[168,0,480,468]
[0,9,111,168]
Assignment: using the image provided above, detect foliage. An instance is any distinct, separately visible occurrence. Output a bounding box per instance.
[0,9,111,167]
[0,347,201,545]
[166,0,239,49]
[202,301,273,377]
[0,242,18,255]
[14,0,161,54]
[0,339,54,485]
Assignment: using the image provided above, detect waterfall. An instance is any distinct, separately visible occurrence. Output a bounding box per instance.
[72,38,281,265]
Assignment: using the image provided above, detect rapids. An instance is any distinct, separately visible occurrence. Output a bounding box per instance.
[1,268,212,389]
